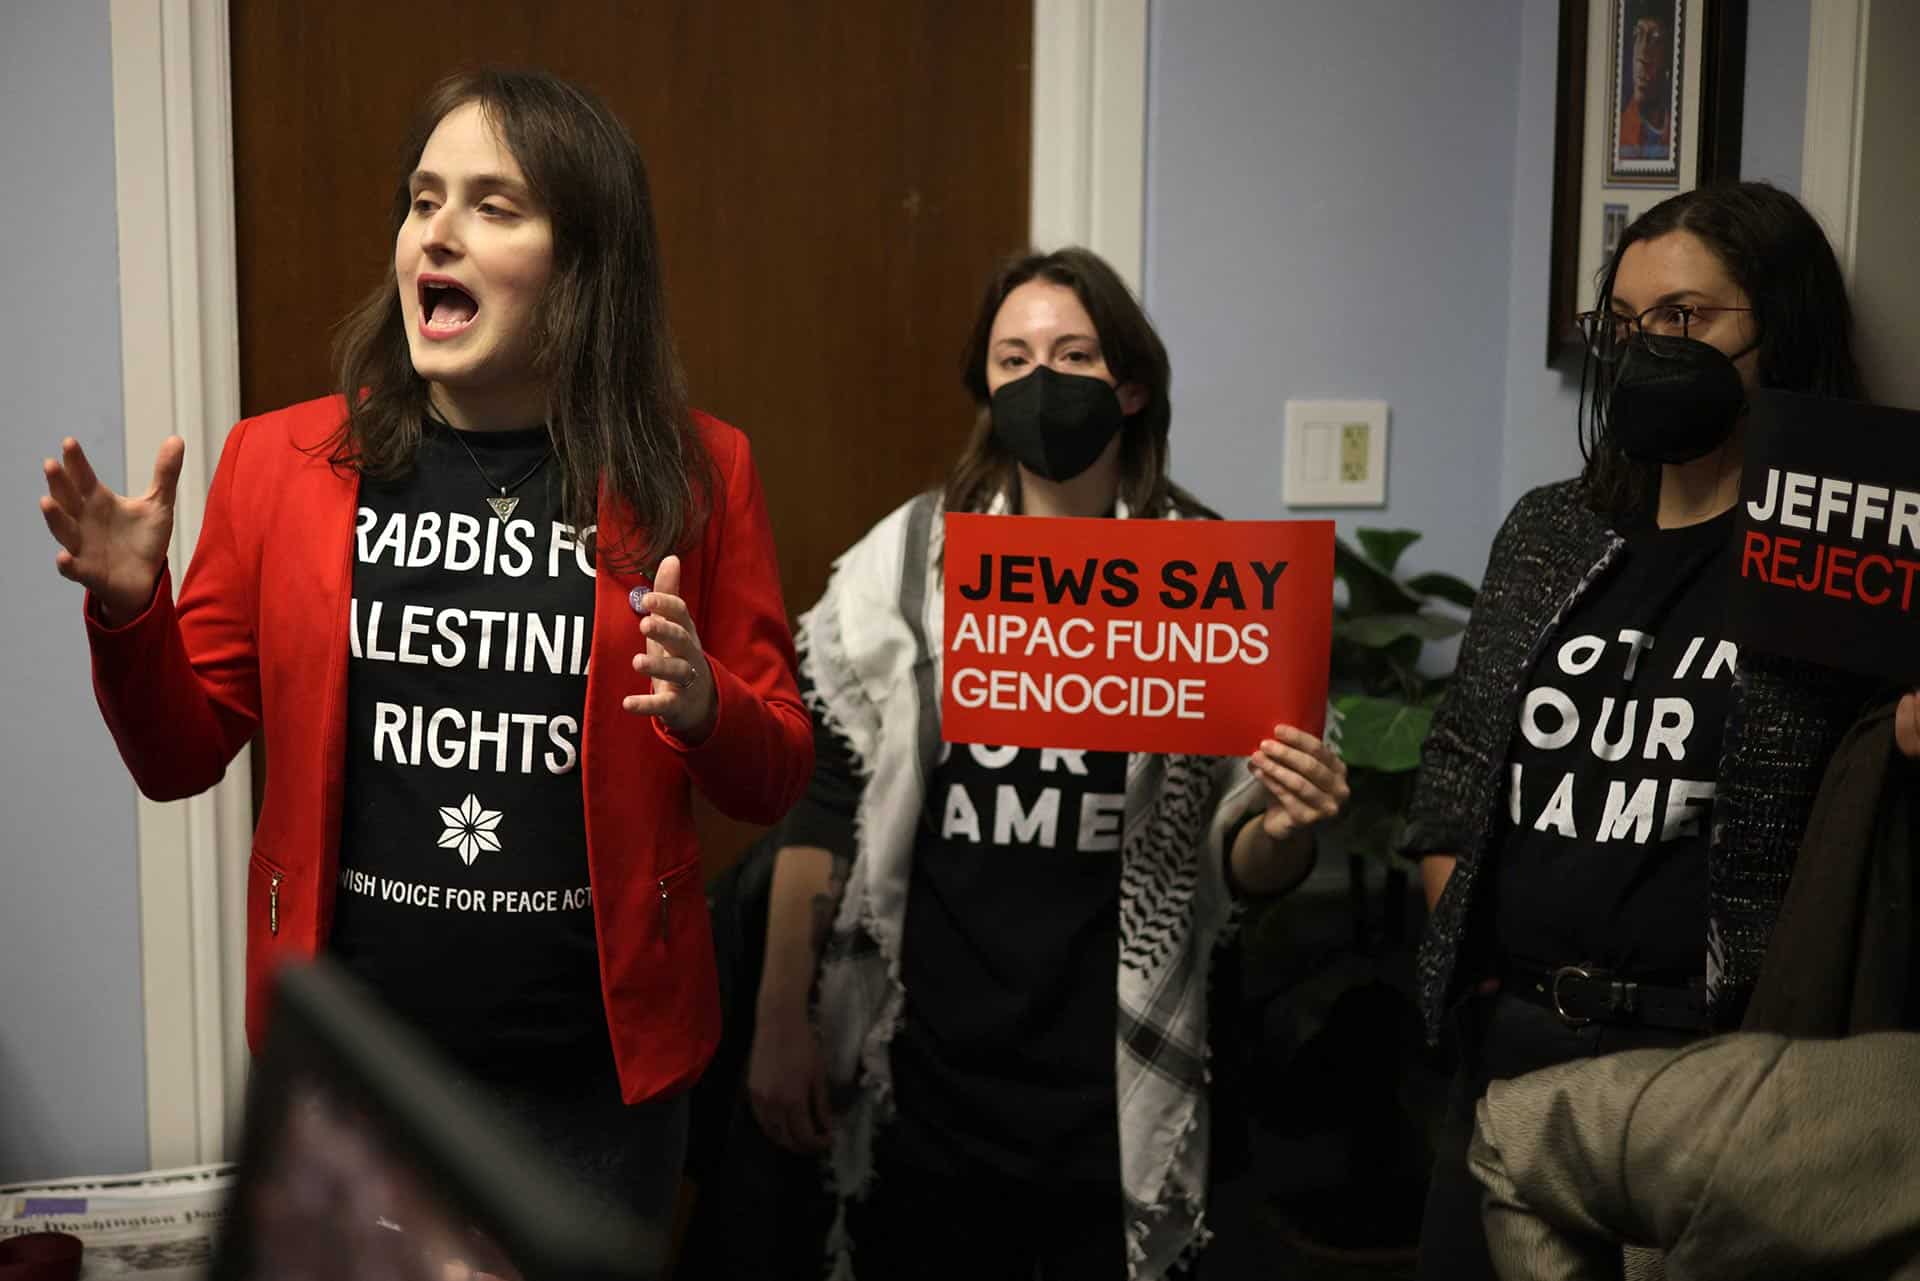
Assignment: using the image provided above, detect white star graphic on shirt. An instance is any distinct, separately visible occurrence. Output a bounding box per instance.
[437,794,503,866]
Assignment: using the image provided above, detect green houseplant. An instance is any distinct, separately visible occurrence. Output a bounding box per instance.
[1230,530,1480,1255]
[1325,530,1478,933]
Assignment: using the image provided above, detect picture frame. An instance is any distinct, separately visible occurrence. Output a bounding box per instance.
[1607,0,1685,185]
[1546,0,1748,363]
[1602,202,1630,259]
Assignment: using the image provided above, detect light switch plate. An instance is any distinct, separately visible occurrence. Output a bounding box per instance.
[1283,399,1388,507]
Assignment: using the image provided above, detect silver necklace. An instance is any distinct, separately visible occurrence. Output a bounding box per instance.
[435,415,553,522]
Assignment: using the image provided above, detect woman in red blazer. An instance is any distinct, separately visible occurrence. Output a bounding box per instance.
[38,69,811,1228]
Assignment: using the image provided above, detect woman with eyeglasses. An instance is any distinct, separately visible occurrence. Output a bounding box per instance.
[1405,180,1874,1279]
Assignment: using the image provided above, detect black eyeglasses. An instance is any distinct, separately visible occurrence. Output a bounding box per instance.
[1575,303,1755,361]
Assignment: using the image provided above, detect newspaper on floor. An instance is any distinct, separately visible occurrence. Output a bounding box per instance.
[0,1163,234,1280]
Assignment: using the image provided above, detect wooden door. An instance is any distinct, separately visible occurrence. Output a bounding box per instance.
[231,2,1032,869]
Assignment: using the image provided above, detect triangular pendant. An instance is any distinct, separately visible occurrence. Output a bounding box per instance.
[487,495,520,522]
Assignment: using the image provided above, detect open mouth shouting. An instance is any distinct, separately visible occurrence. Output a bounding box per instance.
[417,273,480,340]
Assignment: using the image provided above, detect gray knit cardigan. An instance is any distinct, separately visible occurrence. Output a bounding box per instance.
[1404,479,1869,1042]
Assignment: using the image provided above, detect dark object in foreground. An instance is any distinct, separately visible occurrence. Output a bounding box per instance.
[212,959,665,1281]
[1261,982,1430,1258]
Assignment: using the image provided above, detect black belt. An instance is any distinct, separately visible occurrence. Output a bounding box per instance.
[1504,963,1708,1033]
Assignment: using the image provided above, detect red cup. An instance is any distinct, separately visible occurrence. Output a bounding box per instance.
[0,1232,83,1281]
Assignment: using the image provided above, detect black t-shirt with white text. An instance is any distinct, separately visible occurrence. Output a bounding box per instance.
[884,741,1129,1183]
[329,420,607,1077]
[1492,509,1738,981]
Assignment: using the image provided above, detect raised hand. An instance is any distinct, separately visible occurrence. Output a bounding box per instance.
[40,436,183,625]
[621,554,718,743]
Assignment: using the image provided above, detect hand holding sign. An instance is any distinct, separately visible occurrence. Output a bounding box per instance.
[1898,693,1920,760]
[1249,724,1350,840]
[623,555,717,743]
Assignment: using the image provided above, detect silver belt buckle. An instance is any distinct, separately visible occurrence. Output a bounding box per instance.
[1551,964,1594,1027]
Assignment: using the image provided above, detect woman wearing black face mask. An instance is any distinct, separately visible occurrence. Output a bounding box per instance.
[739,247,1346,1279]
[1407,181,1874,1280]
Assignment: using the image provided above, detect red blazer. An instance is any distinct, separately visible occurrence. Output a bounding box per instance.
[86,395,811,1102]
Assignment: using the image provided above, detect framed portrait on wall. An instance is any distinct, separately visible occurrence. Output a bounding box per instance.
[1546,0,1748,363]
[1608,0,1685,183]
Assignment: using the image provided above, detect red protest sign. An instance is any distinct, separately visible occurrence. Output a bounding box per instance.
[941,513,1334,756]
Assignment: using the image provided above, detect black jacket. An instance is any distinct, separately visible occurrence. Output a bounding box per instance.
[1743,693,1917,1036]
[1403,479,1869,1041]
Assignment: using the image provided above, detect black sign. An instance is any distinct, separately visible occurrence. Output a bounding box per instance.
[1731,389,1920,683]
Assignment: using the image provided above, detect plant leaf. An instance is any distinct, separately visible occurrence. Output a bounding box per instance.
[1333,612,1465,648]
[1331,693,1435,772]
[1335,539,1421,616]
[1405,571,1479,610]
[1356,528,1421,574]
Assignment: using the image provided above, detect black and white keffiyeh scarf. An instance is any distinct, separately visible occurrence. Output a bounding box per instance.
[801,492,1257,1279]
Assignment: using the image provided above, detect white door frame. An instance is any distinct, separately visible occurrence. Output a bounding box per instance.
[109,0,1154,1169]
[1799,0,1870,274]
[108,0,249,1167]
[1030,0,1151,293]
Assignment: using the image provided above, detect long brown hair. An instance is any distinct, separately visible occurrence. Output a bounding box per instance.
[1578,181,1863,518]
[330,68,709,568]
[946,247,1214,518]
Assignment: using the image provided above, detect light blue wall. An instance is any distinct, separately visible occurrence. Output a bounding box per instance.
[0,0,149,1182]
[1144,0,1526,586]
[1500,0,1588,513]
[1144,0,1811,590]
[1742,0,1811,195]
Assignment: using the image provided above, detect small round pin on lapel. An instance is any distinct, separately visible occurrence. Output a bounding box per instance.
[628,583,651,616]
